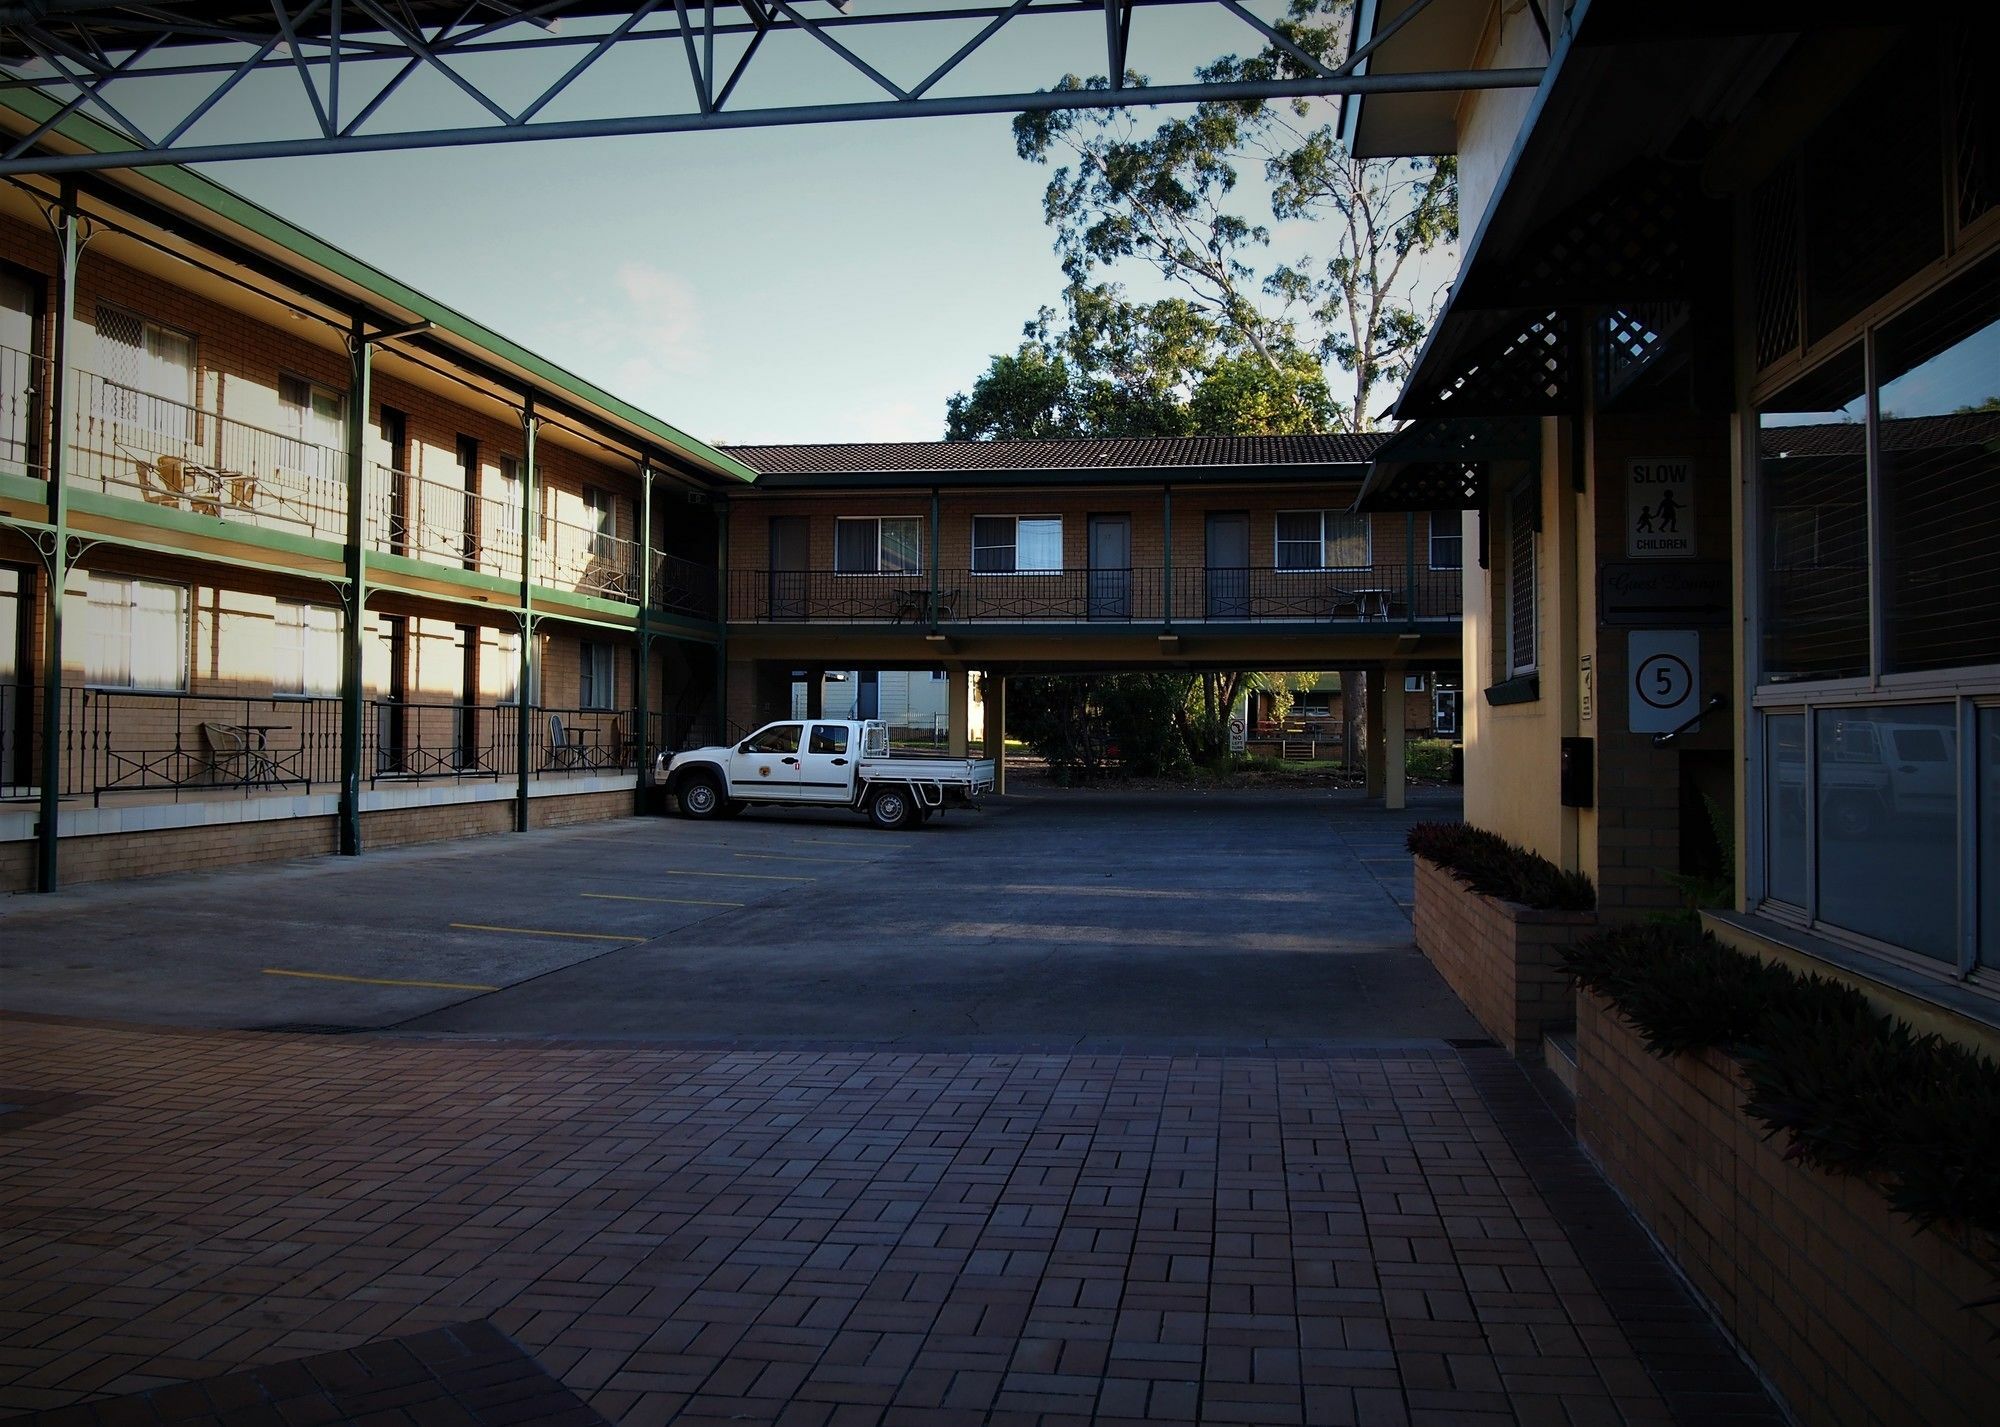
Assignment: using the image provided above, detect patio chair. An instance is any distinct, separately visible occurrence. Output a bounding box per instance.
[198,721,251,784]
[546,714,584,771]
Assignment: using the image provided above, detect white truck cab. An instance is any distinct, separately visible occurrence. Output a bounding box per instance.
[658,719,995,829]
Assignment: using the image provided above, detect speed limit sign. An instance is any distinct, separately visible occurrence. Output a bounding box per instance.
[1628,631,1699,734]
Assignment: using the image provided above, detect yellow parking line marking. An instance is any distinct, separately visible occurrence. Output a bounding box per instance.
[582,892,745,908]
[263,968,500,992]
[732,851,872,864]
[664,869,814,882]
[449,923,649,942]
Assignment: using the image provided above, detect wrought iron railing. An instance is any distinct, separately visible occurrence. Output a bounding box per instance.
[365,699,517,785]
[538,514,637,601]
[726,565,1463,624]
[0,342,47,480]
[6,685,343,804]
[67,370,349,541]
[653,551,719,620]
[365,463,523,580]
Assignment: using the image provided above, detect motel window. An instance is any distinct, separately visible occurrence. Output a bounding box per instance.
[835,516,921,574]
[84,574,187,691]
[273,600,341,698]
[278,374,345,484]
[579,640,615,710]
[91,306,194,437]
[1749,244,2000,980]
[1504,483,1537,677]
[972,516,1061,573]
[1275,510,1370,570]
[583,485,616,558]
[1428,512,1463,570]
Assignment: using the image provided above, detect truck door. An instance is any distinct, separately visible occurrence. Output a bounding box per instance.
[796,722,857,802]
[729,721,804,798]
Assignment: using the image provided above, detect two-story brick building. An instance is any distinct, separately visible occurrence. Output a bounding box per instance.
[1,103,1466,891]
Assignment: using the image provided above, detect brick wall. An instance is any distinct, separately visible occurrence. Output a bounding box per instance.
[1410,855,1595,1054]
[0,789,638,891]
[1577,991,2000,1426]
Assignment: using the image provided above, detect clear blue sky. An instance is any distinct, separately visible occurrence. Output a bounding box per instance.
[197,6,1360,446]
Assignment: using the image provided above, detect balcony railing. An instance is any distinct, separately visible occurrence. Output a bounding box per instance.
[366,463,523,580]
[653,551,719,621]
[538,514,638,601]
[727,566,1463,625]
[0,685,714,804]
[0,351,720,615]
[3,686,343,804]
[68,370,350,542]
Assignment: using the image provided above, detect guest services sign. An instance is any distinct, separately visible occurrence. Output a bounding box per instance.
[1627,458,1695,557]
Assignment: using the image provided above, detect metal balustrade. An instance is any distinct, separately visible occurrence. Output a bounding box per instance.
[653,551,719,620]
[68,370,349,541]
[0,343,48,479]
[0,686,343,804]
[726,566,1462,625]
[538,514,638,601]
[366,463,523,580]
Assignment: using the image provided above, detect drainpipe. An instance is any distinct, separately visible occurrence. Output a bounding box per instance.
[635,459,653,812]
[1162,484,1173,627]
[515,395,536,832]
[337,313,370,856]
[928,486,941,627]
[34,183,80,893]
[713,494,728,741]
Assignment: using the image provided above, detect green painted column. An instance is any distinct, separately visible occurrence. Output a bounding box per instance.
[1404,511,1417,625]
[635,461,653,812]
[34,187,80,893]
[928,486,941,626]
[1383,663,1407,812]
[713,494,728,741]
[337,315,371,856]
[515,396,537,832]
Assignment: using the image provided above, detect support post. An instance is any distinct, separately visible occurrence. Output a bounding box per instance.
[515,395,537,832]
[804,668,824,720]
[988,673,1007,794]
[713,496,729,741]
[1161,484,1173,626]
[1404,510,1417,624]
[1364,671,1386,799]
[946,667,969,756]
[1383,665,1407,811]
[928,486,941,626]
[337,314,371,856]
[635,461,653,812]
[34,185,79,893]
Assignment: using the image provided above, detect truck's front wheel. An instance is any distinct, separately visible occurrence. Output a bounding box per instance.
[678,772,725,819]
[867,786,919,830]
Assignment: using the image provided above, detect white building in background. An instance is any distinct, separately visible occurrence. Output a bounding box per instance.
[790,670,983,744]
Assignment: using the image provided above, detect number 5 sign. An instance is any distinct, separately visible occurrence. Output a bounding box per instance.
[1628,631,1700,734]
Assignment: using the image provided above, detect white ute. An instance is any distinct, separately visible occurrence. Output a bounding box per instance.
[658,719,995,830]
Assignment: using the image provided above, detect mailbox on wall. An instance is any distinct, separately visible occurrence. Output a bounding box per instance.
[1560,737,1595,808]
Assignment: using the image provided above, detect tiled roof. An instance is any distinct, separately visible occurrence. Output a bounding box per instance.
[726,434,1387,477]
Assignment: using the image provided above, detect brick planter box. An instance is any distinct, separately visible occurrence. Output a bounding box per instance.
[1577,990,2000,1427]
[1411,853,1595,1055]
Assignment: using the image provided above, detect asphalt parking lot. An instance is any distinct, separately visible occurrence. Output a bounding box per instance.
[0,786,1479,1048]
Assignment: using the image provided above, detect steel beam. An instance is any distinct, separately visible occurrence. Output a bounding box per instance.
[0,66,1544,175]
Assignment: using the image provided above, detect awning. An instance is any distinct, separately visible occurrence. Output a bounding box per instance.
[1351,416,1540,513]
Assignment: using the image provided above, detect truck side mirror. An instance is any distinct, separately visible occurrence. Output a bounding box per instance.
[737,742,752,754]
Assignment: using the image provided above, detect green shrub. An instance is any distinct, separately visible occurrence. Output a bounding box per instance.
[1405,738,1456,782]
[1406,821,1596,911]
[1561,921,2000,1258]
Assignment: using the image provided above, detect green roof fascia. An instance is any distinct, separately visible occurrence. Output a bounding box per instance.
[5,93,760,487]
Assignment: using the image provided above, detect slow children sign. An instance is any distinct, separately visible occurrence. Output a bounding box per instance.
[1627,458,1695,557]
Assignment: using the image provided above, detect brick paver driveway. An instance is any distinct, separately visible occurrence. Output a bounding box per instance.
[0,793,1776,1425]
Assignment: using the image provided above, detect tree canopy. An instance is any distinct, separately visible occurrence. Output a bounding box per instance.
[946,0,1457,440]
